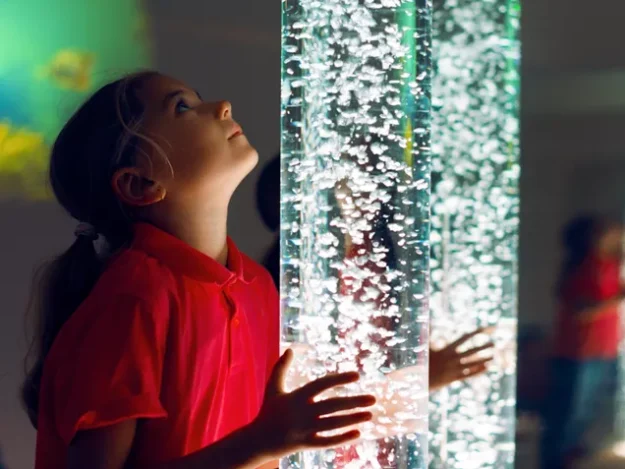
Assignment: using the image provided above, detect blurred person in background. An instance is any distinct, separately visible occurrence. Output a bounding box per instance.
[542,215,625,469]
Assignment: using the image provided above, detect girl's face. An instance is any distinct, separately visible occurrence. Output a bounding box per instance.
[597,223,624,257]
[130,74,258,207]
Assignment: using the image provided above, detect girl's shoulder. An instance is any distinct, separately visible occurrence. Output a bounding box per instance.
[97,246,178,303]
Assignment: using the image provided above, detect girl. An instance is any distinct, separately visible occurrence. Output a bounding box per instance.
[22,71,376,469]
[542,215,624,469]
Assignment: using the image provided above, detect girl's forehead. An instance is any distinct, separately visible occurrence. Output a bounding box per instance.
[141,75,192,100]
[138,75,195,115]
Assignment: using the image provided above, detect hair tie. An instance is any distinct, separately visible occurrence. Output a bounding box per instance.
[74,223,99,241]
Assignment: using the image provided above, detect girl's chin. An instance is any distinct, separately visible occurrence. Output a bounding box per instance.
[241,146,259,166]
[232,147,259,178]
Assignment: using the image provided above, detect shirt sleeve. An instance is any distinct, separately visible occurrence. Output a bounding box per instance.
[595,259,622,299]
[49,293,170,446]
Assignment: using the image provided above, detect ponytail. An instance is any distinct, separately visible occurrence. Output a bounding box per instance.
[22,235,102,428]
[20,70,159,428]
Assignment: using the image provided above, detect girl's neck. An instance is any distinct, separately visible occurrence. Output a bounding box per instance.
[148,204,229,266]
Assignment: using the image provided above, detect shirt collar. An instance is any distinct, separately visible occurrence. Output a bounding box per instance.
[130,222,256,286]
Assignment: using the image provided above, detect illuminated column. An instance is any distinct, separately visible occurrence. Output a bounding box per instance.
[280,0,432,468]
[428,0,520,468]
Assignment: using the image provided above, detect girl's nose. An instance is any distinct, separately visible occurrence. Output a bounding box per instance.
[214,100,232,120]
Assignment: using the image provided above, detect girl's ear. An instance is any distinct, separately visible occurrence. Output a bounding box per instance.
[111,167,166,207]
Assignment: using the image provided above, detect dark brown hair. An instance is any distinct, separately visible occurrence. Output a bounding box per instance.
[556,214,604,296]
[22,70,161,428]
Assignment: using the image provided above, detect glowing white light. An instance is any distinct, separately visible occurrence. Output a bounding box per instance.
[280,0,432,467]
[428,0,520,468]
[612,440,625,458]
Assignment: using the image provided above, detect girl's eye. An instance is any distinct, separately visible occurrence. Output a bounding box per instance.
[175,99,191,114]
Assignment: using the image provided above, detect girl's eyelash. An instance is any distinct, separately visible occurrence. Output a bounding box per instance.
[175,99,191,113]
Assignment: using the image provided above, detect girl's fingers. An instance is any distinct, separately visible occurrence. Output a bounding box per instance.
[313,411,373,433]
[456,362,489,380]
[310,395,376,416]
[446,328,488,350]
[297,372,360,400]
[457,343,495,360]
[309,430,361,448]
[462,356,494,368]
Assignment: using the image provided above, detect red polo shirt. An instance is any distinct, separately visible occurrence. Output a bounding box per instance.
[554,255,621,359]
[34,223,280,468]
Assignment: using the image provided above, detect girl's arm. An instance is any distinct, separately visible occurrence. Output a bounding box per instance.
[575,290,625,323]
[68,420,267,469]
[68,420,136,469]
[67,350,374,469]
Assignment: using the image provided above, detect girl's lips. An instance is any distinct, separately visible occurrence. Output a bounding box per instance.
[228,125,243,140]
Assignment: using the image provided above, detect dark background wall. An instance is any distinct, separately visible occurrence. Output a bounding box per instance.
[2,0,625,467]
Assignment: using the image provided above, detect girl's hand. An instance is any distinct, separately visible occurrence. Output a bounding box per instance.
[251,349,376,461]
[429,327,494,391]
